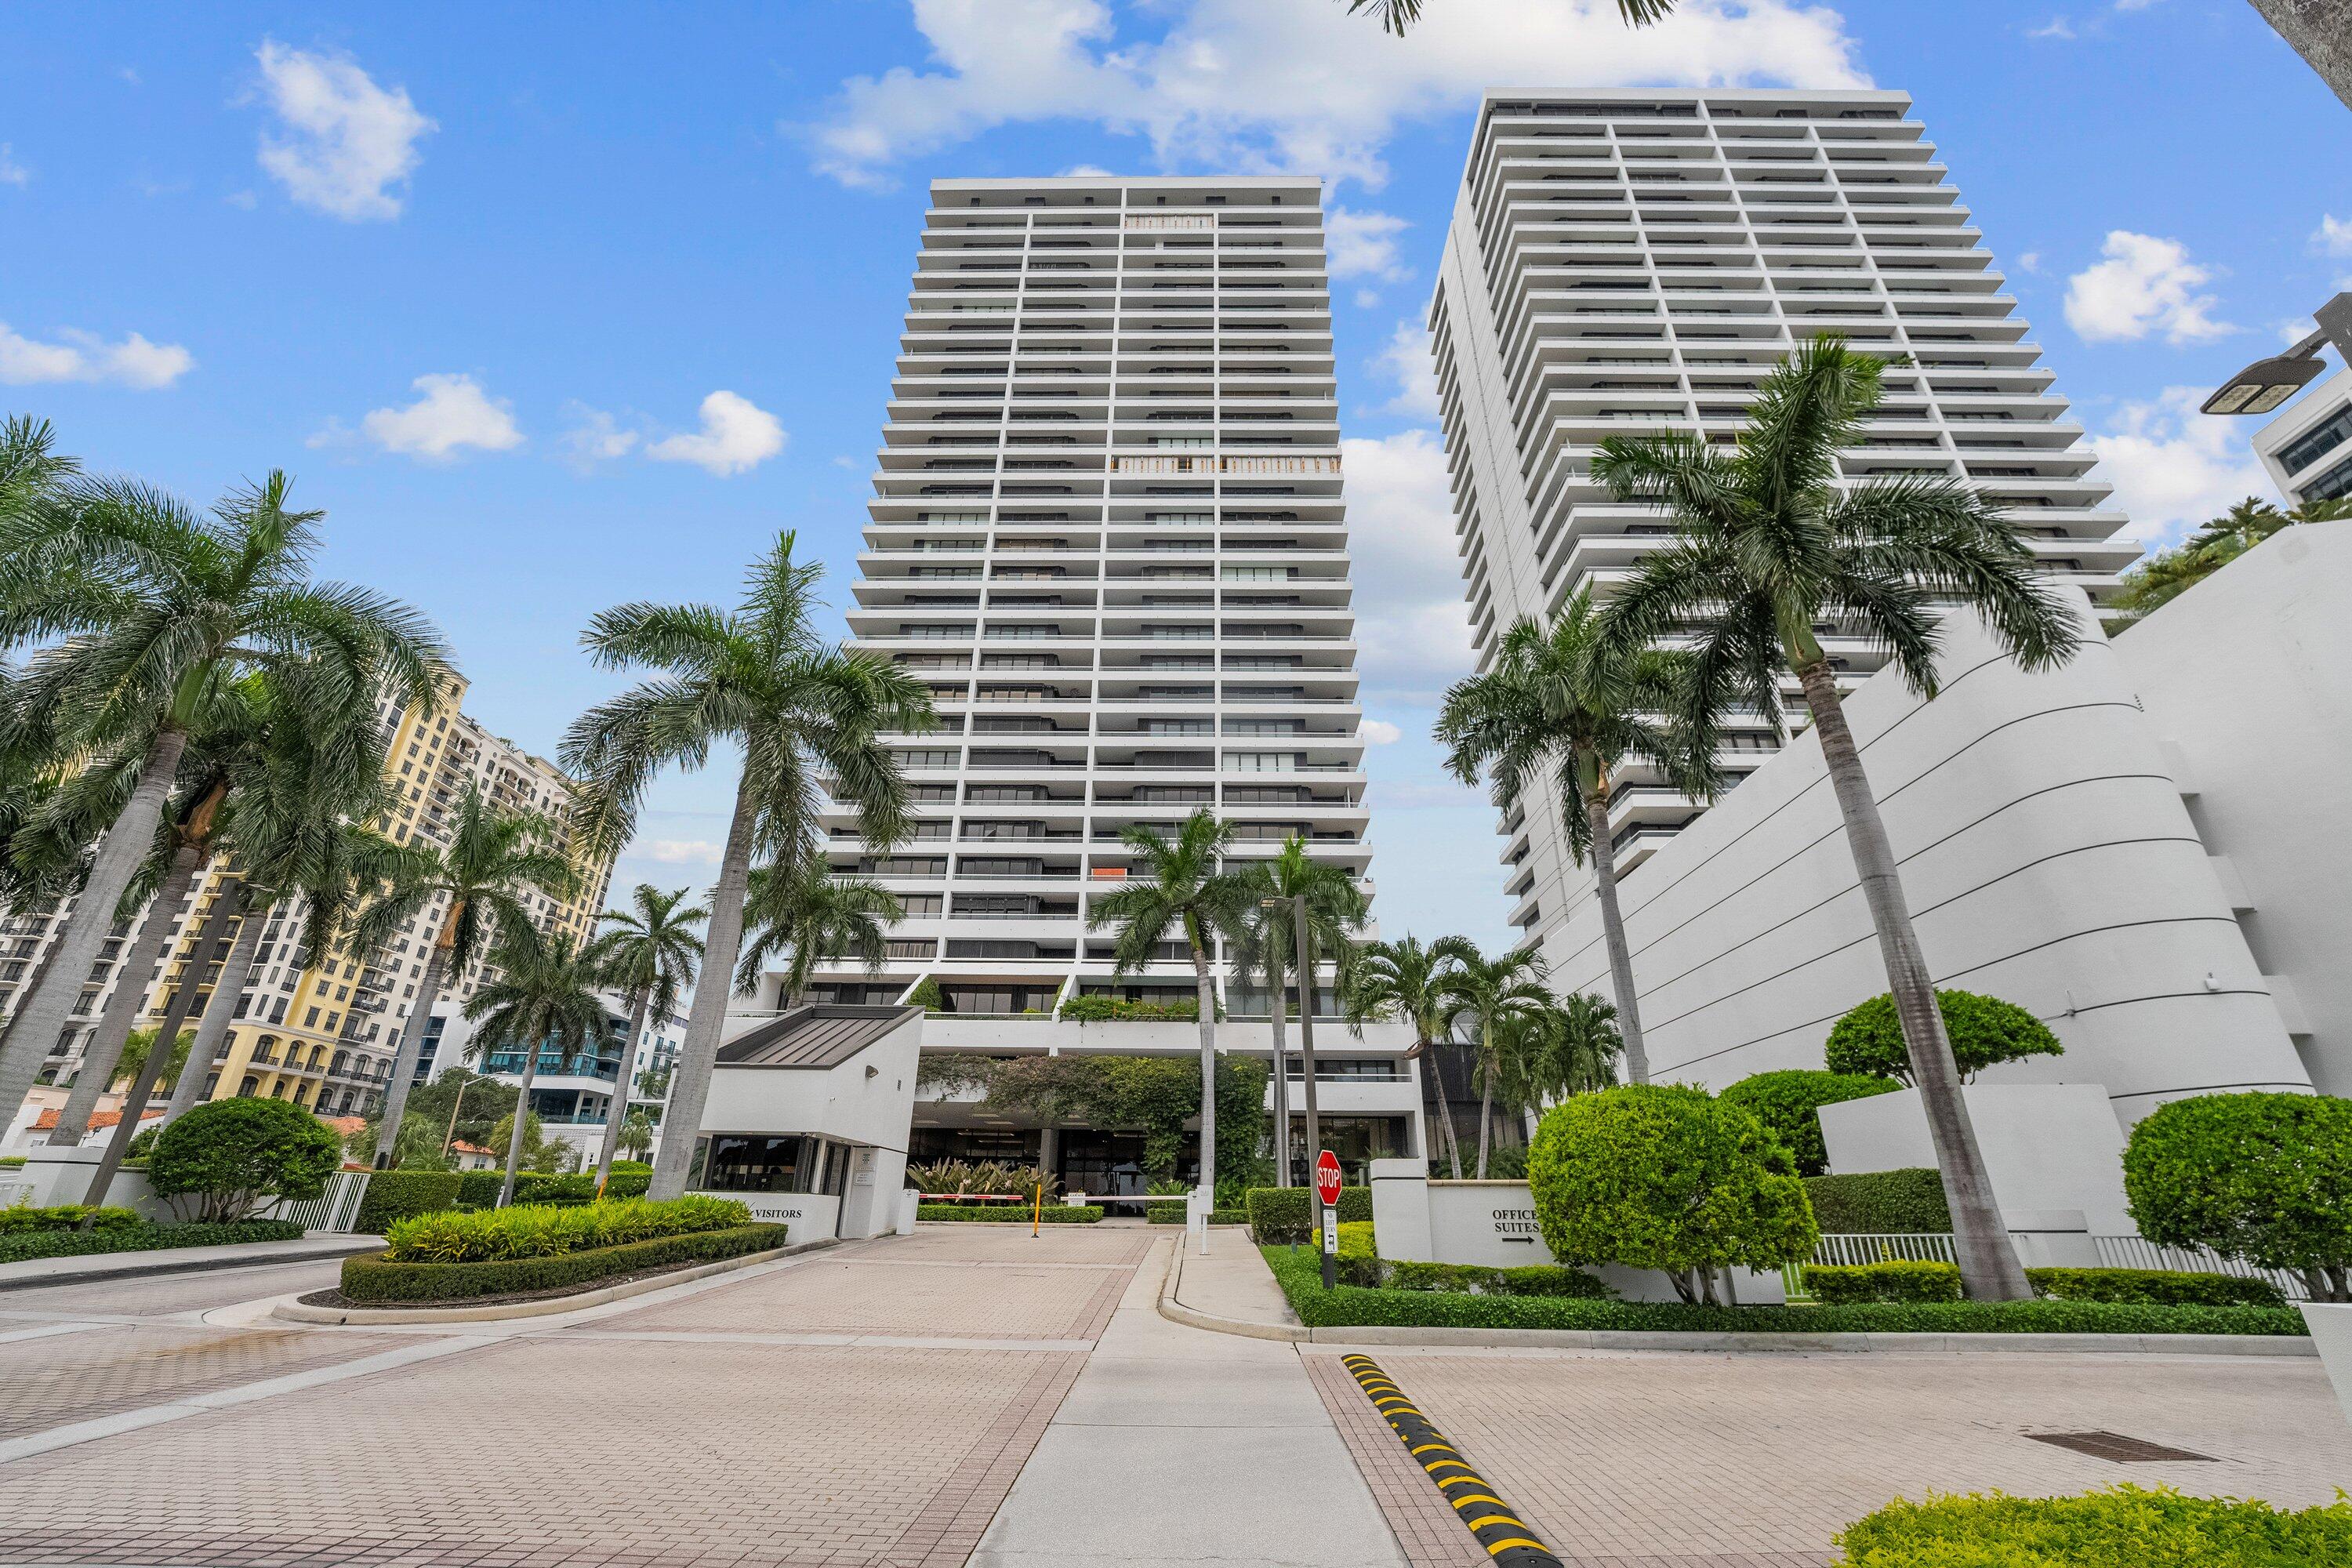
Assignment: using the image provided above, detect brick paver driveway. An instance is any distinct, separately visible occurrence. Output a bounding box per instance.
[0,1223,1152,1568]
[1306,1345,2352,1568]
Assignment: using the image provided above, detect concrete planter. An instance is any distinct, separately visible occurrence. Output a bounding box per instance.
[2300,1302,2352,1424]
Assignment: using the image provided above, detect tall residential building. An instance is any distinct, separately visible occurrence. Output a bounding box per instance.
[2,677,615,1125]
[2254,368,2352,506]
[1429,89,2136,954]
[780,174,1422,1188]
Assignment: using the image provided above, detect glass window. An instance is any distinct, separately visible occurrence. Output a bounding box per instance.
[2279,405,2352,477]
[2307,450,2352,503]
[702,1134,814,1193]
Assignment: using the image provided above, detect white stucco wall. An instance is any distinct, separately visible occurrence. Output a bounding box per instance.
[702,1013,922,1151]
[2113,523,2352,1096]
[1543,603,2310,1121]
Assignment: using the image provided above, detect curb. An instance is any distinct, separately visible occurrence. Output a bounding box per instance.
[1156,1240,1308,1342]
[0,1237,384,1293]
[270,1238,833,1325]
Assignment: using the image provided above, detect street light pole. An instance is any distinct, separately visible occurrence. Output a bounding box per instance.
[1288,891,1334,1290]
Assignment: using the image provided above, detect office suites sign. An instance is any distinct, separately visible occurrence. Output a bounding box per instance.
[1490,1205,1541,1244]
[1420,1180,1551,1268]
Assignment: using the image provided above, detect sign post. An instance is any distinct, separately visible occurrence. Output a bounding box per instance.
[1315,1148,1342,1290]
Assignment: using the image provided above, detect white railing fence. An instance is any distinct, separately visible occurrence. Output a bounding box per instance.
[0,1178,34,1211]
[1783,1232,1958,1301]
[258,1170,372,1233]
[2092,1233,2309,1301]
[1782,1230,2310,1303]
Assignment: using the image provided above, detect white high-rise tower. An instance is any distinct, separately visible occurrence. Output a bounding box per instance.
[813,175,1371,1021]
[1430,90,2137,952]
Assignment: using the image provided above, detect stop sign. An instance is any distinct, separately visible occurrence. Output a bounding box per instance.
[1315,1149,1342,1207]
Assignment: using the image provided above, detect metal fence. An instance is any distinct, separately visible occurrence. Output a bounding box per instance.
[259,1170,371,1233]
[2092,1233,2310,1301]
[1780,1230,2310,1302]
[0,1178,34,1212]
[1782,1232,1958,1301]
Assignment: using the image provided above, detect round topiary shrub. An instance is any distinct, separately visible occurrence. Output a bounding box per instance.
[1526,1083,1818,1305]
[146,1099,341,1224]
[1824,989,2062,1084]
[1718,1070,1897,1177]
[2123,1091,2352,1302]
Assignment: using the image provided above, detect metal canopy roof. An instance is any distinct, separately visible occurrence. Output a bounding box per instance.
[714,1004,920,1070]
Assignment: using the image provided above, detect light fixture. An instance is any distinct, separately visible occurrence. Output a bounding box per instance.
[2201,293,2352,416]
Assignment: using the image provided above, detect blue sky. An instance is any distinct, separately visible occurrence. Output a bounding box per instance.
[5,1,2347,954]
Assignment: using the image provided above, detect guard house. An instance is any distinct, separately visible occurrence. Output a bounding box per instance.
[688,1004,921,1240]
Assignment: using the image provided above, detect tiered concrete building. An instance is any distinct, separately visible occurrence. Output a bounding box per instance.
[1428,89,2137,949]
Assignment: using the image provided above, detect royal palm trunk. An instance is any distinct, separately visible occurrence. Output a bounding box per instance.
[49,848,201,1144]
[594,991,649,1191]
[0,727,190,1140]
[1475,1021,1494,1178]
[372,935,453,1169]
[2248,0,2352,108]
[649,777,761,1201]
[163,884,264,1123]
[1794,660,2031,1301]
[496,1020,544,1209]
[1578,747,1650,1083]
[1428,1035,1465,1179]
[83,880,237,1210]
[1189,938,1218,1201]
[1268,974,1291,1187]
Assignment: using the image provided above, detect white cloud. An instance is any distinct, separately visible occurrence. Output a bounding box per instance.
[1360,718,1403,744]
[805,0,1867,192]
[559,404,640,470]
[2084,387,2275,546]
[352,372,523,459]
[2063,231,2234,344]
[253,40,434,221]
[2315,215,2352,257]
[0,322,194,389]
[1371,319,1439,419]
[2016,251,2042,274]
[1327,207,1410,281]
[640,840,722,866]
[2027,16,2075,38]
[0,145,28,187]
[1058,163,1116,177]
[645,390,786,476]
[1342,429,1472,699]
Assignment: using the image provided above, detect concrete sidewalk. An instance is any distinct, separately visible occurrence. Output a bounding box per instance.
[1170,1232,1305,1330]
[971,1236,1403,1568]
[0,1234,380,1292]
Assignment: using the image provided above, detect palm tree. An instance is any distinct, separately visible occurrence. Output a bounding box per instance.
[463,927,609,1207]
[349,782,580,1169]
[586,884,706,1190]
[1589,335,2078,1301]
[1232,836,1367,1186]
[734,858,899,1004]
[617,1109,655,1162]
[1437,946,1555,1178]
[562,532,933,1201]
[0,469,448,1143]
[1348,934,1480,1178]
[1345,0,1672,34]
[1087,808,1254,1202]
[1436,590,1716,1084]
[2106,495,2352,632]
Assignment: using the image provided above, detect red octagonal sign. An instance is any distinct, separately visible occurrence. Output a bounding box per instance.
[1315,1149,1343,1207]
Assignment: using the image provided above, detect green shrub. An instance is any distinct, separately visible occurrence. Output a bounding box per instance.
[2123,1090,2352,1301]
[1802,1168,1951,1234]
[908,1159,1057,1198]
[1258,1247,2305,1337]
[0,1154,25,1170]
[907,977,947,1013]
[354,1171,463,1235]
[147,1098,341,1222]
[917,1203,1104,1223]
[1476,1145,1529,1180]
[383,1196,749,1264]
[1059,993,1200,1022]
[1336,1219,1376,1259]
[1806,1261,1962,1304]
[0,1203,145,1234]
[341,1224,786,1304]
[1243,1185,1371,1243]
[2027,1266,2287,1308]
[1144,1203,1249,1225]
[0,1219,304,1265]
[1834,1484,2352,1566]
[1719,1071,1899,1177]
[447,1169,649,1208]
[1824,989,2063,1083]
[1384,1260,1617,1299]
[125,1125,161,1162]
[1528,1084,1817,1304]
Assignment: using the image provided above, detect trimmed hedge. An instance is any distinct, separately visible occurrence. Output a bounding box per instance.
[1244,1185,1372,1243]
[1835,1484,2352,1566]
[1259,1247,2305,1336]
[354,1171,463,1235]
[1719,1070,1898,1177]
[2028,1266,2288,1308]
[0,1204,145,1235]
[451,1170,653,1208]
[341,1223,786,1304]
[383,1196,748,1264]
[1802,1168,1951,1235]
[1806,1261,1962,1304]
[1144,1203,1249,1225]
[918,1203,1104,1223]
[1382,1261,1617,1299]
[0,1219,304,1265]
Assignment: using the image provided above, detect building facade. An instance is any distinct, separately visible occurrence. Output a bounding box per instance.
[1427,89,2136,951]
[2254,366,2352,506]
[786,174,1421,1191]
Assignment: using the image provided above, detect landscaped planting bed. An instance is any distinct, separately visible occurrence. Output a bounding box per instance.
[339,1196,779,1304]
[0,1205,304,1265]
[917,1203,1105,1224]
[1835,1484,2352,1566]
[1145,1203,1249,1225]
[1244,1185,1372,1243]
[1260,1247,2307,1336]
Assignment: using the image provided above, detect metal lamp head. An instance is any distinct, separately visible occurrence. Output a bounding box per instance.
[2200,354,2326,416]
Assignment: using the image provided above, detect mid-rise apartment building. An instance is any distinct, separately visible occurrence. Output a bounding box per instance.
[1428,89,2136,954]
[2255,367,2352,506]
[1,677,614,1123]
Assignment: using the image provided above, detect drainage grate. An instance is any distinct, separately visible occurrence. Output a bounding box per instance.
[2025,1430,2216,1463]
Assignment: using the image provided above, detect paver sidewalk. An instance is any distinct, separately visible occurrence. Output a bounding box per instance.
[971,1236,1405,1568]
[0,1235,380,1291]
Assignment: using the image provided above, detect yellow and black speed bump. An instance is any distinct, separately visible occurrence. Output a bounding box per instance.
[1340,1353,1563,1566]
